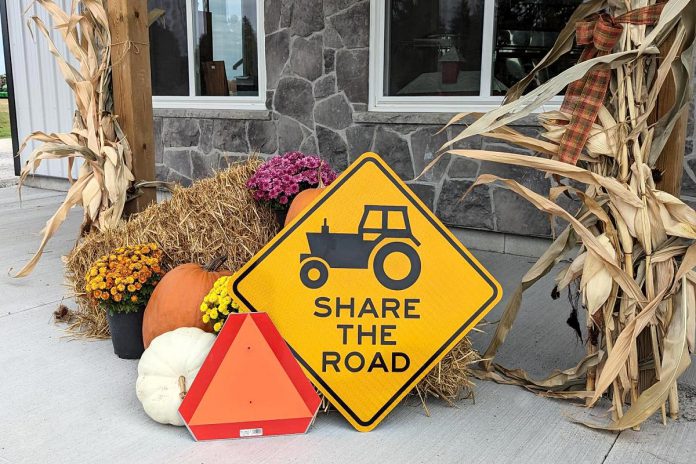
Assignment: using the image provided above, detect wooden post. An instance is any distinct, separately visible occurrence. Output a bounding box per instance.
[652,53,690,416]
[654,35,689,196]
[638,32,690,416]
[107,0,157,215]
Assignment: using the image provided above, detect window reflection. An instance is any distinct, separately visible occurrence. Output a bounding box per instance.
[148,0,259,97]
[385,0,485,97]
[492,0,581,95]
[383,0,582,98]
[195,0,259,96]
[149,0,190,96]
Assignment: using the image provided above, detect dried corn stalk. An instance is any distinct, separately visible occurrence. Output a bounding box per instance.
[434,0,696,430]
[16,0,133,277]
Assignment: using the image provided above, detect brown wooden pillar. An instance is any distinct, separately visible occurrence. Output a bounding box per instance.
[654,35,690,197]
[107,0,157,215]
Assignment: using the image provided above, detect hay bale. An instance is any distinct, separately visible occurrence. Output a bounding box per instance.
[64,159,278,338]
[416,337,479,406]
[316,339,479,412]
[63,158,478,408]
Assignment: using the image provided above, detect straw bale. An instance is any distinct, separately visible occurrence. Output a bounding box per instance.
[64,159,278,337]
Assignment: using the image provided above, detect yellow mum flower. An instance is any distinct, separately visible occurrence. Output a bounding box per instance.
[87,243,163,310]
[200,275,239,330]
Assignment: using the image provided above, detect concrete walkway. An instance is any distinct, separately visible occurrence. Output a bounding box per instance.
[0,138,17,187]
[1,186,695,464]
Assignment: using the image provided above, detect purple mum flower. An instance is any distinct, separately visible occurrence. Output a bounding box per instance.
[246,151,339,210]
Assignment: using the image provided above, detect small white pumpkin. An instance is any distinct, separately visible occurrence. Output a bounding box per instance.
[136,327,216,426]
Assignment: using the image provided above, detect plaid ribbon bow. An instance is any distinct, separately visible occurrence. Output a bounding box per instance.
[558,3,665,165]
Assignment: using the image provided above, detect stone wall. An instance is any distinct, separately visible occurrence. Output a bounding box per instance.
[153,0,696,239]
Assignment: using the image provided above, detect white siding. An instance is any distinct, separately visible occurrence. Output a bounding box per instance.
[7,0,77,179]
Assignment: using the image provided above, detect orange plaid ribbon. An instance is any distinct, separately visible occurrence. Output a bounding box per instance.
[558,3,665,164]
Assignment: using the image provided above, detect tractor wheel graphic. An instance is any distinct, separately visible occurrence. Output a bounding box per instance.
[373,242,421,291]
[300,259,329,289]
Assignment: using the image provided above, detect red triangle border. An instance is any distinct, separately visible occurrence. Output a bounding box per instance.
[179,312,321,440]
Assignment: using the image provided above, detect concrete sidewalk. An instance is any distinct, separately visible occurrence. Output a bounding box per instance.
[0,138,17,187]
[1,186,695,464]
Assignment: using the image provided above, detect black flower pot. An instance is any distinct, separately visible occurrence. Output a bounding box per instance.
[274,208,288,228]
[106,310,145,359]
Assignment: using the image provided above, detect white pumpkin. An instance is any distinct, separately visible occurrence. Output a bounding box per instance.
[136,327,216,426]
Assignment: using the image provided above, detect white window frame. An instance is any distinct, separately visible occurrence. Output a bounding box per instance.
[368,0,563,113]
[152,0,267,110]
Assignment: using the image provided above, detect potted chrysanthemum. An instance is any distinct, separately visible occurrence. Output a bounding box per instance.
[85,243,164,359]
[246,151,337,225]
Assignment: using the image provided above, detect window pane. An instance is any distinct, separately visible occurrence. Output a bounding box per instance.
[385,0,484,97]
[492,0,582,95]
[149,0,190,96]
[194,0,259,96]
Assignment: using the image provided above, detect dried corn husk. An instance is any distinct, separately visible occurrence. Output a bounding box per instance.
[16,0,133,277]
[436,0,696,430]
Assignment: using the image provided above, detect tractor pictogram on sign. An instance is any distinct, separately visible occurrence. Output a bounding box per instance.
[299,205,421,291]
[231,152,501,432]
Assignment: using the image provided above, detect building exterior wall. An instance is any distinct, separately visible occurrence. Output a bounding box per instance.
[6,0,78,179]
[153,0,696,238]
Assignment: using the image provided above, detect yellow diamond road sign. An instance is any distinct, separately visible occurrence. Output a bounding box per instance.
[231,152,502,431]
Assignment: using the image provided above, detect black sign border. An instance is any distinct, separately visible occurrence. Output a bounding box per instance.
[232,155,500,428]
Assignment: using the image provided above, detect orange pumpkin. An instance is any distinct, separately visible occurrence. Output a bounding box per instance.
[285,187,325,226]
[142,257,232,348]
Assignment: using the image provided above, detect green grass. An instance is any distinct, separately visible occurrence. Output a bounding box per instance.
[0,99,11,139]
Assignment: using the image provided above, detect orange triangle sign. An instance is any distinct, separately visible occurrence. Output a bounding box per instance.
[179,312,321,440]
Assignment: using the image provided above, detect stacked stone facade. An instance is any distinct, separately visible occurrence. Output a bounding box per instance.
[153,0,696,238]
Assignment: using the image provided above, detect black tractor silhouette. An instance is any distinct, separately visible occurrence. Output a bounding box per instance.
[299,205,421,290]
